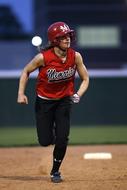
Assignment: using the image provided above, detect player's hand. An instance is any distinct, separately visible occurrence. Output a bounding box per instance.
[71,93,80,103]
[17,94,28,104]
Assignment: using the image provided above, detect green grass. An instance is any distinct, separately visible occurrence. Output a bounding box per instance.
[0,126,127,147]
[70,126,127,145]
[0,127,37,147]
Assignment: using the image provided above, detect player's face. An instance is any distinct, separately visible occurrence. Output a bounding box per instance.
[59,34,71,50]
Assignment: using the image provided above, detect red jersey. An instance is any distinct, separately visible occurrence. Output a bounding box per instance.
[36,48,76,99]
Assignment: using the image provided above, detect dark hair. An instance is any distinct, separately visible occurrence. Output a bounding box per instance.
[39,41,54,51]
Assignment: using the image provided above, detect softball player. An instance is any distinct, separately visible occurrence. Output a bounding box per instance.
[17,22,89,183]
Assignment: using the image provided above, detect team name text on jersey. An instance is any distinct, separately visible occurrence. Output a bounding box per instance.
[47,66,76,82]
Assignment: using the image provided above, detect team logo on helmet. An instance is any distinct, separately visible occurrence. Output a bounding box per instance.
[60,25,69,32]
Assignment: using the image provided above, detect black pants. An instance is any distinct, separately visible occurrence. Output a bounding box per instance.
[35,96,72,147]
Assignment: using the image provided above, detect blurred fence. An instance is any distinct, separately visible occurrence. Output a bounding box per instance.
[0,77,127,127]
[0,41,32,70]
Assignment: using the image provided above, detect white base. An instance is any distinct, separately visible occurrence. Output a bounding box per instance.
[83,152,112,159]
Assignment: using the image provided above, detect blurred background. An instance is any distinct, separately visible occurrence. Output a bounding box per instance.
[0,0,127,146]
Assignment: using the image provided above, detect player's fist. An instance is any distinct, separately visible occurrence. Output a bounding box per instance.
[17,94,28,104]
[71,93,80,103]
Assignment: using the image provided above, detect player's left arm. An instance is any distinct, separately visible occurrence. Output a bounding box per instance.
[75,52,89,97]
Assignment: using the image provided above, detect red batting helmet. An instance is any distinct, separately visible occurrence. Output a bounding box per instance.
[47,22,75,45]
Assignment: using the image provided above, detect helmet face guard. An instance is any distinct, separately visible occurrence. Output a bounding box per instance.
[47,22,75,46]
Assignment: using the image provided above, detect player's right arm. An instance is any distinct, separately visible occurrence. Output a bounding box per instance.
[17,53,44,104]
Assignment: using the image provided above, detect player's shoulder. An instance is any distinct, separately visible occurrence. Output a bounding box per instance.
[74,51,84,66]
[32,53,44,67]
[68,47,77,56]
[75,51,82,59]
[34,53,44,61]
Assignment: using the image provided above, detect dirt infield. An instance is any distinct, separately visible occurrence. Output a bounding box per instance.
[0,145,127,190]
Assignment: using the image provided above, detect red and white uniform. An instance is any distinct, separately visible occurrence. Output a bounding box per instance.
[36,48,76,99]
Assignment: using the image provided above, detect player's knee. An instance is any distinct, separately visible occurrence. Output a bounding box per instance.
[38,139,51,147]
[55,137,69,147]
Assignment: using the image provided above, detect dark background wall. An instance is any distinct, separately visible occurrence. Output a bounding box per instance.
[0,77,127,127]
